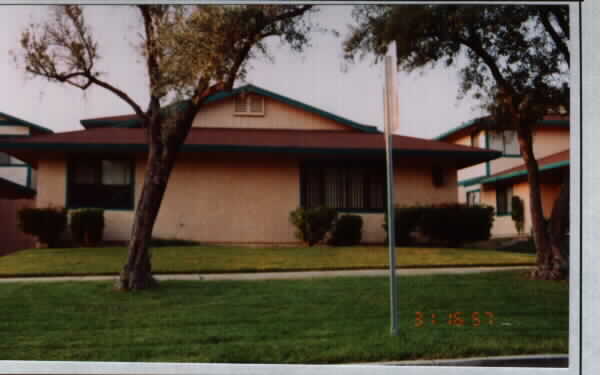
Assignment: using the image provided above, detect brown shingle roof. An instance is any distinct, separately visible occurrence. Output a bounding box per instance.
[488,150,569,178]
[0,127,501,168]
[480,150,569,185]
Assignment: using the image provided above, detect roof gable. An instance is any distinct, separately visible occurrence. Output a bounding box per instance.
[80,84,380,134]
[435,115,570,142]
[0,112,54,135]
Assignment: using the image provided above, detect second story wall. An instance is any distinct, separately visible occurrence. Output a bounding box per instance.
[489,127,569,175]
[193,94,354,132]
[455,132,487,182]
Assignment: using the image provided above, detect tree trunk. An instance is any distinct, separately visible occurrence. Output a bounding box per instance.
[117,142,178,291]
[547,173,570,277]
[116,102,187,291]
[517,126,566,280]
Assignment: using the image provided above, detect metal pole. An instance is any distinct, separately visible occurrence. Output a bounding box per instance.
[383,52,399,336]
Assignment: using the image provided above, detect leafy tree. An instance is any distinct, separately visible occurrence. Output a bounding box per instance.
[15,5,315,290]
[344,5,570,280]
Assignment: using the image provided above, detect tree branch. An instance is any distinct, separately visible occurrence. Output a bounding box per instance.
[457,34,512,95]
[267,5,312,23]
[88,75,147,118]
[541,9,570,66]
[138,5,163,99]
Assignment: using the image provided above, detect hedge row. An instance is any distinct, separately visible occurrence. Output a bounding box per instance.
[385,204,495,246]
[17,207,105,248]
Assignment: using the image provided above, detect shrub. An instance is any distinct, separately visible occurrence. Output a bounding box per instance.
[383,204,494,247]
[328,214,363,246]
[511,196,525,234]
[17,207,67,248]
[70,209,105,246]
[289,207,337,246]
[383,206,423,245]
[419,204,494,246]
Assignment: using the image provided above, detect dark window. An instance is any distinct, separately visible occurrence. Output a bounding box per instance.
[68,159,134,210]
[300,162,386,211]
[0,152,10,164]
[496,185,513,215]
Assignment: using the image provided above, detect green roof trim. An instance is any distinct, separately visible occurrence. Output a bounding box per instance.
[458,175,488,187]
[80,84,381,134]
[435,117,569,141]
[433,118,483,141]
[480,160,570,185]
[203,84,381,134]
[0,112,54,134]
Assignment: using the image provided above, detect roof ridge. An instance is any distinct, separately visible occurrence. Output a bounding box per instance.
[80,83,381,134]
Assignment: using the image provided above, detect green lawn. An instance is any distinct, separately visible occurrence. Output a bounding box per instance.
[0,271,567,363]
[0,246,535,276]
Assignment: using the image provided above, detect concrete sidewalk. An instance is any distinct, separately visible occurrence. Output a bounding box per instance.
[0,265,532,283]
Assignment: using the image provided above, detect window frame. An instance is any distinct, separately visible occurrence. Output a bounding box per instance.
[495,185,513,216]
[299,160,386,213]
[466,189,481,206]
[66,158,135,211]
[234,94,265,116]
[486,130,521,157]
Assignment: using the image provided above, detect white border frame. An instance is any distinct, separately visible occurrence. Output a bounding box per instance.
[0,1,594,375]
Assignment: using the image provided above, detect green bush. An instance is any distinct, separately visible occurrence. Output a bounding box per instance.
[289,207,338,246]
[383,206,423,245]
[70,209,105,246]
[420,204,493,246]
[18,207,67,248]
[383,204,494,247]
[328,214,363,246]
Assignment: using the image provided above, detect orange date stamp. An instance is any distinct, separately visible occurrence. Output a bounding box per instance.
[415,312,496,327]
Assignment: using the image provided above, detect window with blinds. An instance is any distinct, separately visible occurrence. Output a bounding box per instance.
[300,162,386,211]
[68,159,134,210]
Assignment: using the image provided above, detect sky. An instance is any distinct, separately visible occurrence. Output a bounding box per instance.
[0,5,483,139]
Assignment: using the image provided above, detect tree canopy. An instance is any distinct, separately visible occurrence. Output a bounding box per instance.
[344,5,569,122]
[344,4,571,280]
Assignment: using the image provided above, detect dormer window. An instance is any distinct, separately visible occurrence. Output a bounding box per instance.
[234,93,265,116]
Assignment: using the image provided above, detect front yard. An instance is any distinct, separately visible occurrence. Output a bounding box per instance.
[0,271,567,363]
[0,245,535,276]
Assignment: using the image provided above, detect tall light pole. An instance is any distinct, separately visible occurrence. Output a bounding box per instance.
[383,41,399,336]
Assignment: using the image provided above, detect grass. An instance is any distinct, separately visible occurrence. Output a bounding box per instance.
[0,246,535,277]
[0,271,567,363]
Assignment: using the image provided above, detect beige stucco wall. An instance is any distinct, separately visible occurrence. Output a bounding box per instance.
[193,95,352,131]
[36,159,66,208]
[0,125,29,136]
[532,128,570,159]
[455,133,487,182]
[481,181,562,238]
[34,155,458,245]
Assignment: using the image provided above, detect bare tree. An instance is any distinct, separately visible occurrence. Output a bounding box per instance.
[16,4,315,290]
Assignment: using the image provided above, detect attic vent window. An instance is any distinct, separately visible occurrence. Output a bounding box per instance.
[234,93,264,116]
